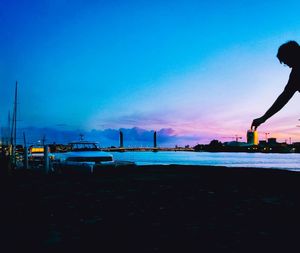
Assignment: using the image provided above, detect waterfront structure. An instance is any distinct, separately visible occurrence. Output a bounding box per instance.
[247,130,259,145]
[119,131,124,148]
[224,141,248,147]
[268,138,277,145]
[154,131,157,148]
[259,140,267,146]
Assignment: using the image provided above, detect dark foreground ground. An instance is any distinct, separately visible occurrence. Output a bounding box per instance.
[1,164,300,252]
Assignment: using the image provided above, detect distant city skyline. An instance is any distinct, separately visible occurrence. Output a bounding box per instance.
[1,0,300,145]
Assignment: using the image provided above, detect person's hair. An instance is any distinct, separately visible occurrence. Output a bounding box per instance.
[277,41,300,63]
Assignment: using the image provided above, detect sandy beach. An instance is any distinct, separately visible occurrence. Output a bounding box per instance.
[1,164,300,252]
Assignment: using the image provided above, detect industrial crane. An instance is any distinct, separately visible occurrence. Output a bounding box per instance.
[257,131,271,142]
[221,135,242,142]
[264,132,270,141]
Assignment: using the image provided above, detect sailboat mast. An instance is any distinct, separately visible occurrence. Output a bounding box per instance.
[8,111,11,145]
[11,81,18,165]
[14,81,18,149]
[10,110,14,147]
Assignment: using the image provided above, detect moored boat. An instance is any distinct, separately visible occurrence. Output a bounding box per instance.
[53,140,115,173]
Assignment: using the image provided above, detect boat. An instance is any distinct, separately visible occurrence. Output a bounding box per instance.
[53,140,115,173]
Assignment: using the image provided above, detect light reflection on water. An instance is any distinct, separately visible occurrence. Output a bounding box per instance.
[111,151,300,171]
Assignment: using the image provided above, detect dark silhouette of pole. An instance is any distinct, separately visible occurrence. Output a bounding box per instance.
[10,81,18,165]
[44,145,49,174]
[119,131,124,148]
[10,110,13,151]
[154,131,157,148]
[42,135,46,146]
[7,111,10,145]
[0,127,3,147]
[23,132,28,169]
[14,81,17,153]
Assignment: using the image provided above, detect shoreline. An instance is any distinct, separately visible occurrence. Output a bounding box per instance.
[1,164,300,252]
[2,163,300,176]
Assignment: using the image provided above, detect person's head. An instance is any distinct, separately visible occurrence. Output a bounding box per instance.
[277,41,300,68]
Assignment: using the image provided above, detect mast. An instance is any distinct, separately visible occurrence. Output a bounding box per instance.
[14,81,17,150]
[7,111,11,145]
[11,81,18,165]
[42,134,46,145]
[23,132,26,147]
[10,109,14,147]
[0,125,3,147]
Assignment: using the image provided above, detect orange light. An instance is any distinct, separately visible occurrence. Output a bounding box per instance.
[31,147,44,153]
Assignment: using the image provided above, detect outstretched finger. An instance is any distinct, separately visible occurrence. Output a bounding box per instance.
[250,124,257,131]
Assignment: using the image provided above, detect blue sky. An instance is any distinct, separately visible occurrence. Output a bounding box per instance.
[1,0,300,146]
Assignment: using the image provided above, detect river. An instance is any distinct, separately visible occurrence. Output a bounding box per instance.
[111,151,300,171]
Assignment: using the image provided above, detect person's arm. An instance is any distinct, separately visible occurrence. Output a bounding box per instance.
[251,86,296,130]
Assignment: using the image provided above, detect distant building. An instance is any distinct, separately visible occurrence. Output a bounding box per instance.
[268,138,277,145]
[247,130,259,145]
[224,141,248,147]
[259,140,267,146]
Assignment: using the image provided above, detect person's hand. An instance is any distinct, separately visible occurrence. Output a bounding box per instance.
[251,117,266,130]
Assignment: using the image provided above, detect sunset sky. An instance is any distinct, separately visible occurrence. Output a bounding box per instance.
[1,0,300,146]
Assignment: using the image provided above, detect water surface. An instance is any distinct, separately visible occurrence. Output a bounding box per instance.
[111,151,300,171]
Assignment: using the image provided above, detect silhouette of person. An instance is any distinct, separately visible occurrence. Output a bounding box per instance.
[251,41,300,130]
